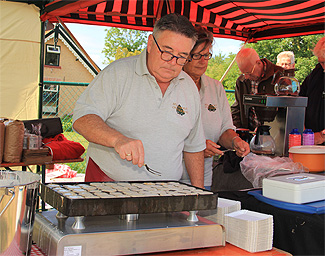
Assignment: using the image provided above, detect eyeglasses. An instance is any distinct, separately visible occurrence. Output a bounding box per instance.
[279,63,292,67]
[242,62,257,76]
[191,53,212,60]
[153,35,189,66]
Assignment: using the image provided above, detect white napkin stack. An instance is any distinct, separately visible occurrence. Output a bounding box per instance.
[198,197,241,225]
[224,210,273,253]
[215,198,241,225]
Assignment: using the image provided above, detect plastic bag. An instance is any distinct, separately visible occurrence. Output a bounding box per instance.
[46,164,77,180]
[240,153,307,188]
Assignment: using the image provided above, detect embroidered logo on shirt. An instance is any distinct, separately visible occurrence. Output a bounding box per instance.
[172,103,187,116]
[206,104,217,112]
[176,104,185,116]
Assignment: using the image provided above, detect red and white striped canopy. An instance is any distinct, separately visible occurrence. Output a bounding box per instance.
[41,0,325,42]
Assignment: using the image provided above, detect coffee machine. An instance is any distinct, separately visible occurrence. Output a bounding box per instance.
[243,95,307,156]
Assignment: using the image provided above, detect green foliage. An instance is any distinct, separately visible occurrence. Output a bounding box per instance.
[115,46,142,60]
[206,52,240,91]
[205,52,239,106]
[295,56,318,83]
[61,114,73,132]
[246,34,322,84]
[102,28,148,64]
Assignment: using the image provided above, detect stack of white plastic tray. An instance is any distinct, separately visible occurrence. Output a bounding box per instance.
[198,197,241,225]
[224,210,273,253]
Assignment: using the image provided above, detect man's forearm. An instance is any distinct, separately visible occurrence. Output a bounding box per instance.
[183,151,204,188]
[73,114,123,148]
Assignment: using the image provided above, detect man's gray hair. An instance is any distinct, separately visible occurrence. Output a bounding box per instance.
[313,37,325,59]
[153,13,197,41]
[277,51,295,64]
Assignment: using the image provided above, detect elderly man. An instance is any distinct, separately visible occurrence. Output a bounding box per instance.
[276,51,295,69]
[231,47,284,131]
[73,13,205,188]
[299,37,325,145]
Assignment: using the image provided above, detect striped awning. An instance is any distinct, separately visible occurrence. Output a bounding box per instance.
[41,0,325,42]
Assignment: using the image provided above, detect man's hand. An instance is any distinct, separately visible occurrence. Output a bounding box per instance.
[113,136,145,168]
[73,114,145,167]
[233,137,250,157]
[204,140,222,158]
[314,130,325,145]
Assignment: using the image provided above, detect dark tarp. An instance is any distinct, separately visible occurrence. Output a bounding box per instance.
[40,0,325,42]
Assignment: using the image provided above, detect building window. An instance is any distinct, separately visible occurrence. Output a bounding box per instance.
[42,84,60,115]
[45,44,61,66]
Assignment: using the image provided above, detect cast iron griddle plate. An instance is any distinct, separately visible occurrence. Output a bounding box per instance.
[40,181,217,216]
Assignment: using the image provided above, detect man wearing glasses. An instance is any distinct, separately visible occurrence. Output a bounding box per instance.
[73,13,205,188]
[181,26,250,191]
[231,47,284,131]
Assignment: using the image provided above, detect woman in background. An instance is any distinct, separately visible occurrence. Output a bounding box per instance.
[181,26,250,190]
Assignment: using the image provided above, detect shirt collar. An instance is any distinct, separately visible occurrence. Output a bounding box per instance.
[199,74,207,93]
[136,49,150,76]
[260,58,283,82]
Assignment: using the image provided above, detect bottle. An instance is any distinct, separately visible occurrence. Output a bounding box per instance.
[289,128,301,159]
[303,129,314,145]
[289,128,301,149]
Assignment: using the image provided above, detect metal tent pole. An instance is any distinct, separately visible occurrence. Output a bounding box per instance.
[39,19,46,211]
[220,56,236,82]
[220,41,247,82]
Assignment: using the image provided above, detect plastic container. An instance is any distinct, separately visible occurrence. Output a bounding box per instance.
[288,145,325,172]
[263,173,325,204]
[303,129,314,145]
[289,128,301,148]
[289,129,301,160]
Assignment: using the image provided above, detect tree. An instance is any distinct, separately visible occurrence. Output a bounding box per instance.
[206,52,239,90]
[114,46,142,60]
[102,27,148,64]
[206,52,239,105]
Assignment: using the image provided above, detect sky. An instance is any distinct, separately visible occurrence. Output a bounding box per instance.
[66,23,242,70]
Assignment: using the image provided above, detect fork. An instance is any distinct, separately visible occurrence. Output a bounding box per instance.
[144,164,161,176]
[220,149,235,153]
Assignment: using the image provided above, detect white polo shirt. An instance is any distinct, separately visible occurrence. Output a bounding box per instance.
[73,50,206,181]
[182,74,235,186]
